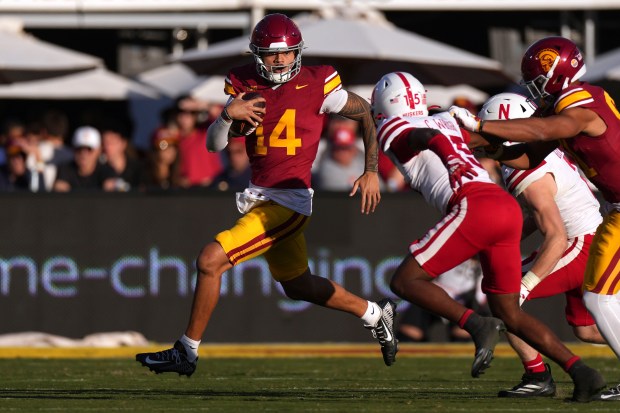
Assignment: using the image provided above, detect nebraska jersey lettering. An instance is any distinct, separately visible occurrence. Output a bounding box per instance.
[225,64,342,189]
[553,83,620,203]
[502,148,602,238]
[377,112,493,213]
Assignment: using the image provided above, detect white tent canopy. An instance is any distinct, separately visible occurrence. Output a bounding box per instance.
[136,63,206,99]
[583,47,620,83]
[179,11,512,89]
[189,75,228,104]
[0,67,158,100]
[0,20,102,83]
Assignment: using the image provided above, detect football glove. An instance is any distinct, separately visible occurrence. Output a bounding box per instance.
[446,155,478,190]
[449,105,482,132]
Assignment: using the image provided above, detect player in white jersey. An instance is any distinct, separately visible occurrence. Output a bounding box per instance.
[372,72,605,402]
[477,93,606,397]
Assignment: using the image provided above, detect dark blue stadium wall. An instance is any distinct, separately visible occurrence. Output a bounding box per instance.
[0,192,572,342]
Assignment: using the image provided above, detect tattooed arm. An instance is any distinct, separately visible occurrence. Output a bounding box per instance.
[338,91,381,214]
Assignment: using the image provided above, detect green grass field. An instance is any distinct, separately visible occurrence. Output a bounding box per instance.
[0,344,618,412]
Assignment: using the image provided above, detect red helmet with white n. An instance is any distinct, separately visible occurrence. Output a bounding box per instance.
[249,14,304,84]
[521,36,586,100]
[370,72,427,126]
[478,92,537,121]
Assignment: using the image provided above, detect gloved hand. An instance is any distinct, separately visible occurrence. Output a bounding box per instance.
[446,155,478,190]
[449,105,482,132]
[519,271,541,306]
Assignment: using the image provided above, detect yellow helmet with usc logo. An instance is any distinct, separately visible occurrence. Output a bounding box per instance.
[521,36,586,100]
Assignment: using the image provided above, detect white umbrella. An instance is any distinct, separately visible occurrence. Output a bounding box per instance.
[582,47,620,102]
[583,47,620,83]
[179,12,512,89]
[189,75,229,105]
[0,23,102,84]
[0,67,159,100]
[136,62,206,98]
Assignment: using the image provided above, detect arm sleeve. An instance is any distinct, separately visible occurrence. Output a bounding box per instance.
[206,116,232,153]
[206,95,235,153]
[426,133,460,164]
[320,89,348,114]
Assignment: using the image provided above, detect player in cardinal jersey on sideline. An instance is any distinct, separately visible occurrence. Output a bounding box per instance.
[372,71,605,402]
[476,93,606,398]
[136,13,398,375]
[450,36,620,401]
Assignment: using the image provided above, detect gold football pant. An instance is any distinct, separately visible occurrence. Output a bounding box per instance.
[215,201,311,282]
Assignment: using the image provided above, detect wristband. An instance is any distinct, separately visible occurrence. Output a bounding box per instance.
[220,107,232,123]
[478,120,485,133]
[521,271,541,291]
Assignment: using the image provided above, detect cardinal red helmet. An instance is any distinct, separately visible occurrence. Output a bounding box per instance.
[249,14,304,84]
[521,36,586,100]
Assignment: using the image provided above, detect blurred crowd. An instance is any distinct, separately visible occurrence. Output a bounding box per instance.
[0,95,495,194]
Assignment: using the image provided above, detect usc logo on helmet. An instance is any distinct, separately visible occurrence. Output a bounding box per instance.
[537,48,560,73]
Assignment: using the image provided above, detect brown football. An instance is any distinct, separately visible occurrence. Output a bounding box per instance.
[229,92,266,136]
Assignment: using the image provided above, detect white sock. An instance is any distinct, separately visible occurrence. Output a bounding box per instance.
[361,301,382,326]
[180,334,200,362]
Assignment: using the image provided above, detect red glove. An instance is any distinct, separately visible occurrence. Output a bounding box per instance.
[427,133,478,190]
[446,155,478,190]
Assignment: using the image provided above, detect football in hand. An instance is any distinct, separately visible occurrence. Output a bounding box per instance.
[229,92,266,136]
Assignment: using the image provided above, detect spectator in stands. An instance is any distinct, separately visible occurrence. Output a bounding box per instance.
[174,96,224,188]
[211,137,251,191]
[53,126,116,192]
[8,109,73,192]
[0,118,26,168]
[32,109,73,191]
[0,142,45,192]
[145,110,181,190]
[100,119,143,191]
[314,125,366,191]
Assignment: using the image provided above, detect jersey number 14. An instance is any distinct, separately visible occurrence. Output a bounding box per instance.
[255,109,302,156]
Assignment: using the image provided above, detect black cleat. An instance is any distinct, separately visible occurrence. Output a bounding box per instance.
[365,298,398,366]
[470,316,506,378]
[498,363,556,398]
[136,340,197,377]
[593,384,620,401]
[569,361,606,402]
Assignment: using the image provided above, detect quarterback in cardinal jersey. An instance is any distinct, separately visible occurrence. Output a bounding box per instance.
[136,13,399,376]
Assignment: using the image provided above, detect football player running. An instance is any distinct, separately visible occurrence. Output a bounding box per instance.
[137,13,397,374]
[451,36,620,401]
[373,71,605,402]
[477,92,606,398]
